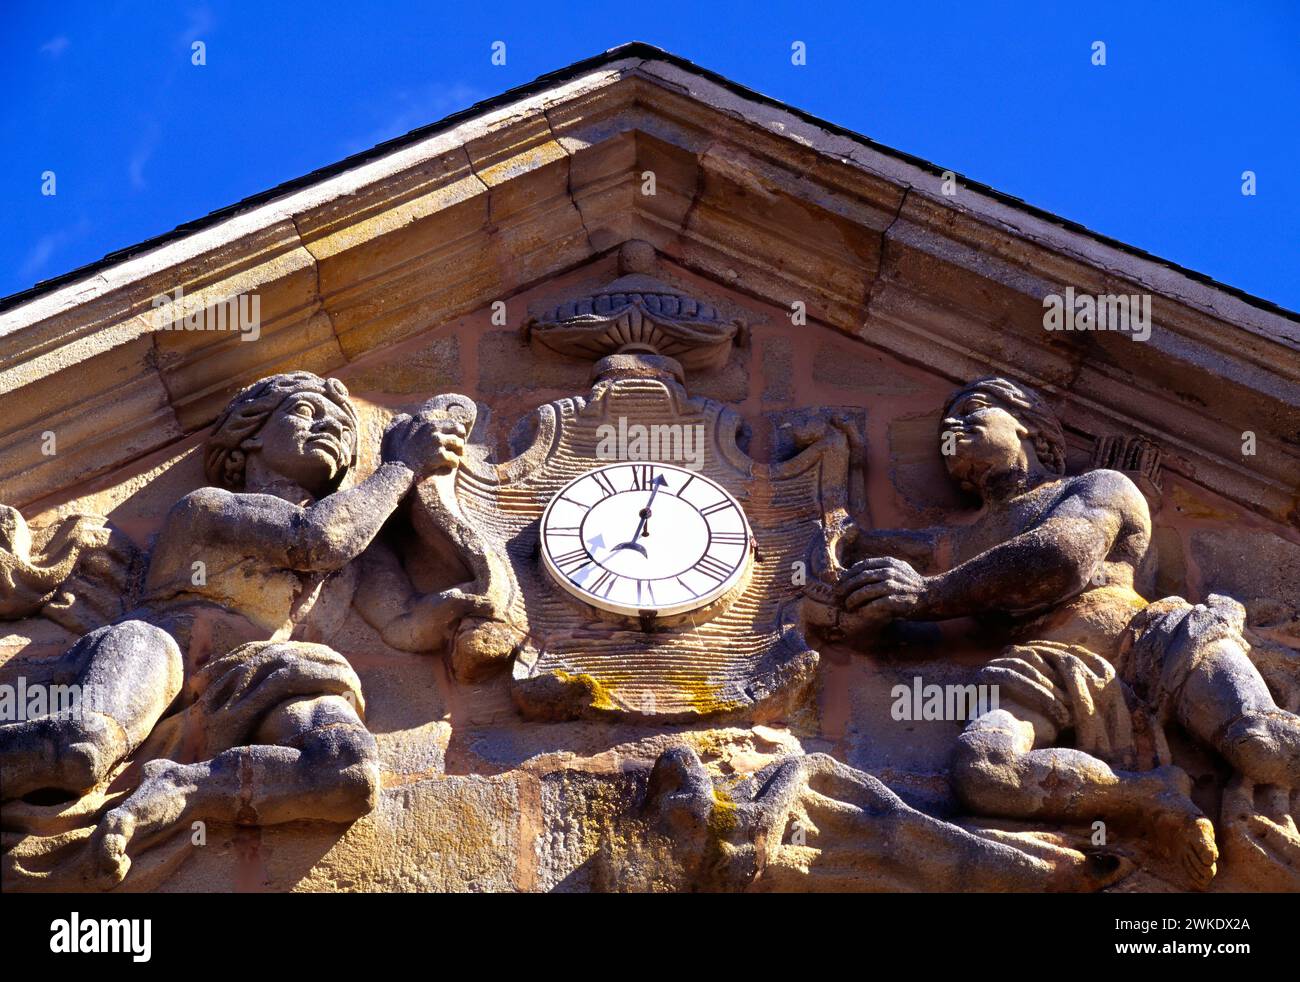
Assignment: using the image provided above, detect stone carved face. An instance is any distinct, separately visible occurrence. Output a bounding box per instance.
[205,371,361,494]
[939,379,1067,495]
[246,391,356,494]
[940,389,1033,491]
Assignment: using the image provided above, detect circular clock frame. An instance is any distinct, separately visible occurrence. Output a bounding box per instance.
[538,462,754,621]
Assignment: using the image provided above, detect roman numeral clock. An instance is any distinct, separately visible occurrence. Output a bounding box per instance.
[401,243,861,724]
[540,463,753,619]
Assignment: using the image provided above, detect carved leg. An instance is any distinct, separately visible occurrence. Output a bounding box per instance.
[355,539,495,653]
[89,692,378,888]
[1176,638,1300,787]
[952,707,1218,889]
[751,752,1128,892]
[0,620,181,799]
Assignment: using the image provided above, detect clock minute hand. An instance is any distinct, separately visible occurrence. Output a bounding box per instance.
[614,475,666,555]
[636,474,668,539]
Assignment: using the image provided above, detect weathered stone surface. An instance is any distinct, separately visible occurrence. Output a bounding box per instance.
[339,331,462,396]
[477,328,588,396]
[806,377,1300,892]
[2,46,1297,894]
[1189,528,1300,610]
[760,334,793,405]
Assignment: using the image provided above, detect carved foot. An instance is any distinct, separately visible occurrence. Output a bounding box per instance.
[1221,777,1300,890]
[88,758,198,889]
[1139,767,1219,890]
[451,617,527,682]
[413,586,495,649]
[432,586,495,618]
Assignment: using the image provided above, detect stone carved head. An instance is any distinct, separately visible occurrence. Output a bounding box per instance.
[204,371,359,495]
[940,377,1067,493]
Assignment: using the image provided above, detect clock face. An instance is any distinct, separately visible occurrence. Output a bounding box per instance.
[539,462,753,618]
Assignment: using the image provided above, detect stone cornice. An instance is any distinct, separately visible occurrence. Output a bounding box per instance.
[1,47,1296,529]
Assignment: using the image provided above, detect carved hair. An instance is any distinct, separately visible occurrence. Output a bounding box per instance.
[204,371,359,490]
[943,377,1067,476]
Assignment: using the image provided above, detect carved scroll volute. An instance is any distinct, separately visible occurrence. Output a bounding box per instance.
[524,240,743,374]
[1092,434,1163,512]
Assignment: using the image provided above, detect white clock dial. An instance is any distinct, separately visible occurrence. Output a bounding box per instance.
[539,462,753,617]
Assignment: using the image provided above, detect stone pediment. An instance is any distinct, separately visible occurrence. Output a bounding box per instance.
[2,45,1299,895]
[1,43,1296,526]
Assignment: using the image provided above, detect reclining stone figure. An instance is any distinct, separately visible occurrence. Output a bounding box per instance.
[595,744,1131,892]
[815,376,1300,888]
[1,371,466,888]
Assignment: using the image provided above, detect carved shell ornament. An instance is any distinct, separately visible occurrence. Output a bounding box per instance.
[525,240,742,372]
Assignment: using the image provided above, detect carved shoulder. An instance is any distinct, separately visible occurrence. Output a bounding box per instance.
[1065,468,1151,525]
[172,484,233,515]
[156,486,241,543]
[167,485,300,531]
[1043,468,1152,563]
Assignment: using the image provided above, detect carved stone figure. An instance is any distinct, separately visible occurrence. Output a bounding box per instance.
[3,320,1293,893]
[1,371,465,888]
[593,745,1130,892]
[811,376,1300,889]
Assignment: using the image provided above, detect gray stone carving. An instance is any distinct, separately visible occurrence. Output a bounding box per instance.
[807,375,1300,889]
[1,371,465,888]
[3,367,1295,893]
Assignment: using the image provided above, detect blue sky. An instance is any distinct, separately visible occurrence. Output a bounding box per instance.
[3,1,1297,309]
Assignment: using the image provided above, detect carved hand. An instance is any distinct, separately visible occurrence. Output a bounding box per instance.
[381,413,467,478]
[837,556,931,621]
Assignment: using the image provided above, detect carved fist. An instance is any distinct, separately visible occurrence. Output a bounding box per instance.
[381,413,467,478]
[837,556,930,623]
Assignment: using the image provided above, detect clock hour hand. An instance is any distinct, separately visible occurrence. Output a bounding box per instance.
[597,527,646,559]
